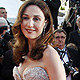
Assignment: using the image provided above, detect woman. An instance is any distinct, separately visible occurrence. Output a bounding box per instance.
[12,0,66,80]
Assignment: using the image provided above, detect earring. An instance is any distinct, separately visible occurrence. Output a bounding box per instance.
[43,25,46,36]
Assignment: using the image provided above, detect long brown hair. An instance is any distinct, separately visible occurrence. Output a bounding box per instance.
[12,0,53,64]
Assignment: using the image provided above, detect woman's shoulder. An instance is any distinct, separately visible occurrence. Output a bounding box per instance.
[43,45,59,58]
[44,45,57,54]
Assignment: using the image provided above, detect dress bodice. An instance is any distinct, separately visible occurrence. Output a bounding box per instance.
[13,66,49,80]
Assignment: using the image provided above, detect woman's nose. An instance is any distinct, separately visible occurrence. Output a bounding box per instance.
[27,19,34,27]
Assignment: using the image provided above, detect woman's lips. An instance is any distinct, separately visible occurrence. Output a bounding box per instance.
[26,29,35,33]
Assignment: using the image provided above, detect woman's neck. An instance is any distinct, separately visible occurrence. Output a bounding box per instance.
[28,39,36,52]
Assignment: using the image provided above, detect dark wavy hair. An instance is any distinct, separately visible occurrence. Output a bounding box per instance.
[12,0,53,65]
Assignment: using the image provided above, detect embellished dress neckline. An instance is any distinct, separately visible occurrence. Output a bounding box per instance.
[13,66,49,80]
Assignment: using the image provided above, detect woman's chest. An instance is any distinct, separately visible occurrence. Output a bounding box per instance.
[18,58,44,77]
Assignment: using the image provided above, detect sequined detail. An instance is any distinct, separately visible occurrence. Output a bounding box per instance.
[13,66,49,80]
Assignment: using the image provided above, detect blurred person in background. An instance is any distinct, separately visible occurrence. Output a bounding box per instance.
[0,17,13,42]
[0,46,17,80]
[0,17,16,80]
[0,17,13,53]
[68,16,80,54]
[0,17,13,80]
[0,7,13,37]
[62,8,78,44]
[0,17,13,65]
[43,0,61,30]
[53,29,80,80]
[67,43,78,51]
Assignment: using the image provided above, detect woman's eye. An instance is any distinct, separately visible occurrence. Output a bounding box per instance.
[33,17,40,21]
[23,17,28,20]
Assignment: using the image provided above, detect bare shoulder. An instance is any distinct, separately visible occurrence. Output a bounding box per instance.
[43,45,59,57]
[43,45,61,66]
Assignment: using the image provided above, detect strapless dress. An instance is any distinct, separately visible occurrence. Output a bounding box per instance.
[13,66,49,80]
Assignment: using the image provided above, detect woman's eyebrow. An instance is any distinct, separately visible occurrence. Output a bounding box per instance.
[23,13,42,17]
[23,14,28,16]
[34,15,42,18]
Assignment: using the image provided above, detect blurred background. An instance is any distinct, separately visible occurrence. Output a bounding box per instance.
[0,0,80,26]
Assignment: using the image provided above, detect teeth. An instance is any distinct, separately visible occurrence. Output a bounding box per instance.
[27,30,33,32]
[28,30,32,32]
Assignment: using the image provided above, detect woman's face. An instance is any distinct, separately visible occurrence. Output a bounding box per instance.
[21,5,46,40]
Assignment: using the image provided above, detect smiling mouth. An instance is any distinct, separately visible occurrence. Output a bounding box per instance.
[26,29,35,33]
